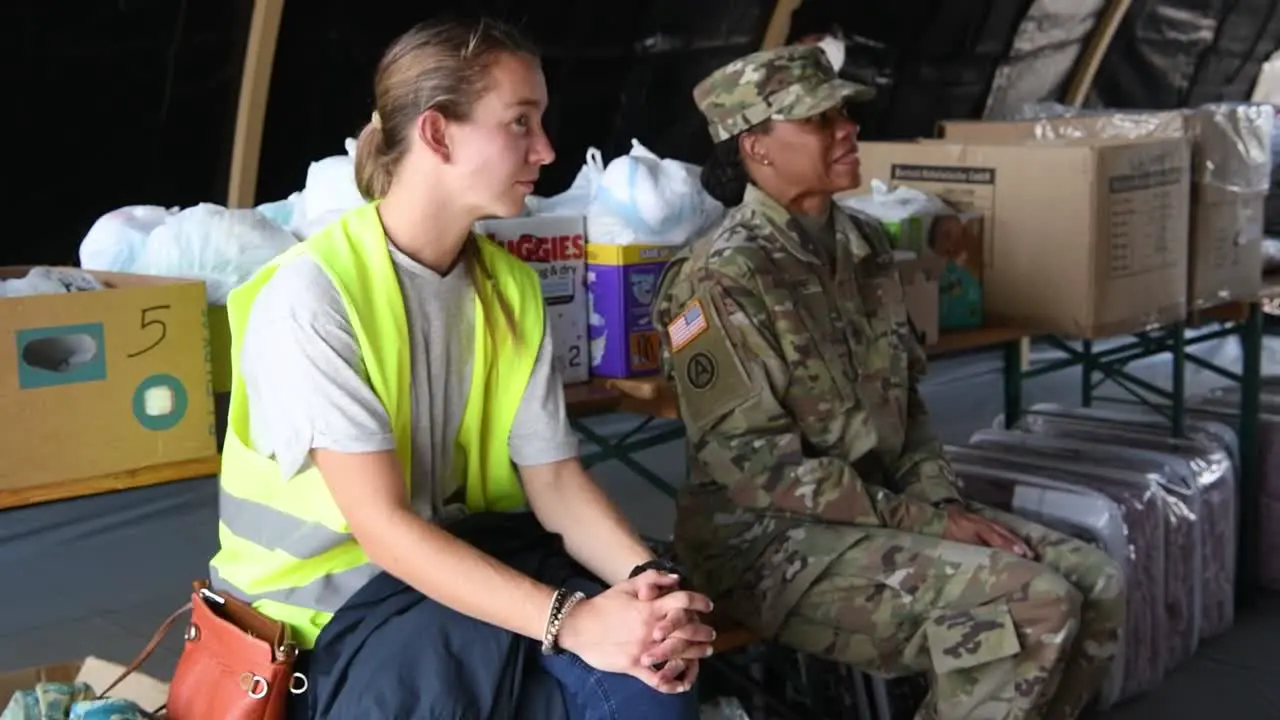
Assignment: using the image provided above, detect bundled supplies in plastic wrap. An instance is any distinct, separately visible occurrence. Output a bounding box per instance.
[1009,404,1239,639]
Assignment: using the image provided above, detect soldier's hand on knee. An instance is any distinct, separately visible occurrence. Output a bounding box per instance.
[943,506,1033,558]
[973,516,1035,559]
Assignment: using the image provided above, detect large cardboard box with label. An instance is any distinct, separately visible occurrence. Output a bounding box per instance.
[475,216,590,384]
[941,107,1267,309]
[0,269,217,495]
[854,137,1191,338]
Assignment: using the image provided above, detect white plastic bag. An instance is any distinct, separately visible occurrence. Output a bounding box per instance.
[133,203,298,304]
[294,138,364,238]
[526,148,605,216]
[79,205,180,273]
[586,139,723,246]
[255,192,303,234]
[837,179,953,221]
[0,267,104,298]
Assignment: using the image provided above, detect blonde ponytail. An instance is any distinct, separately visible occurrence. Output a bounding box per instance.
[353,119,394,201]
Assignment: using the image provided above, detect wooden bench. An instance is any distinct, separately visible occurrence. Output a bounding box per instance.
[711,618,761,654]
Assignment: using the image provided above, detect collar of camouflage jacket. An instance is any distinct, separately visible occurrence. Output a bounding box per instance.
[741,183,873,264]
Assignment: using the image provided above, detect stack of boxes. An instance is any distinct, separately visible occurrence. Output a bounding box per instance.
[849,103,1270,339]
[481,102,1273,378]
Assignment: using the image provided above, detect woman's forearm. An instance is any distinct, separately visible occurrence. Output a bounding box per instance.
[370,507,559,639]
[315,448,556,641]
[522,459,655,586]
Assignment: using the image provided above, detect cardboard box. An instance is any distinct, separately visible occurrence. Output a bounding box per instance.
[941,109,1266,309]
[0,656,169,712]
[585,244,678,378]
[853,138,1191,338]
[475,216,590,384]
[0,269,217,493]
[895,252,942,346]
[841,198,985,330]
[1192,185,1265,307]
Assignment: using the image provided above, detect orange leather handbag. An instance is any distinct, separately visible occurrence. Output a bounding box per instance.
[105,580,306,719]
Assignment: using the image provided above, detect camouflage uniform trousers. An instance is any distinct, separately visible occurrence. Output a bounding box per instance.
[775,506,1126,720]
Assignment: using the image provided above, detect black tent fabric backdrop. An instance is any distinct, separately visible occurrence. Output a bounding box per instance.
[6,0,1280,267]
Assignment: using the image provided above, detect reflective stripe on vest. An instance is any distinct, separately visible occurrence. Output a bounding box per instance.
[208,558,381,614]
[219,486,351,558]
[207,202,545,649]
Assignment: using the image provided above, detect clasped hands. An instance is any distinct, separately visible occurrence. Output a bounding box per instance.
[557,569,716,694]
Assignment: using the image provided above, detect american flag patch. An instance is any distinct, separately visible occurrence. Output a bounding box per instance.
[667,299,708,352]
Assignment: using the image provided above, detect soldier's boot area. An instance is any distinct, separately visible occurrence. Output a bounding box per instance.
[772,526,1093,720]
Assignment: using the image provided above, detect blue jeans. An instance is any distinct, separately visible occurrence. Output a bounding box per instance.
[539,650,700,720]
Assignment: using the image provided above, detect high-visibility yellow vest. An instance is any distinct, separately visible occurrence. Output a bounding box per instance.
[208,202,545,648]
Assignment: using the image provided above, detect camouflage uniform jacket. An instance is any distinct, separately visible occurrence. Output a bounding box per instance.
[653,183,963,636]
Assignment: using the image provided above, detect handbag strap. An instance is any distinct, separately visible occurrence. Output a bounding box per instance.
[98,601,193,700]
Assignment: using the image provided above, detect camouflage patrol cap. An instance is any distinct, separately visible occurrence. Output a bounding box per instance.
[693,44,875,143]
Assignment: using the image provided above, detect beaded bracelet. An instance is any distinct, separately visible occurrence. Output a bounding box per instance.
[541,588,587,656]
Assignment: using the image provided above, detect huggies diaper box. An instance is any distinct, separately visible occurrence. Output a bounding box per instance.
[585,244,680,378]
[475,216,590,384]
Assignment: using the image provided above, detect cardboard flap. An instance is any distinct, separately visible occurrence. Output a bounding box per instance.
[76,656,169,709]
[894,250,947,284]
[0,662,82,703]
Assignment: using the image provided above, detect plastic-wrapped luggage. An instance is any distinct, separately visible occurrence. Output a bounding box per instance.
[967,429,1205,672]
[943,444,1165,704]
[1009,404,1239,640]
[1191,380,1280,590]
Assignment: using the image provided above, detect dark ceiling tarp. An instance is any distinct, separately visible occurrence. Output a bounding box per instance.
[9,0,1280,268]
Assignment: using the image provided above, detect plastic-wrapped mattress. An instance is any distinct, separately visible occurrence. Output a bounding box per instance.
[943,444,1164,704]
[1010,404,1238,640]
[966,429,1205,673]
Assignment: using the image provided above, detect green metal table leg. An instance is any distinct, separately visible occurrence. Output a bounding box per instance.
[1081,339,1094,407]
[573,418,685,499]
[1237,303,1264,605]
[1171,323,1186,438]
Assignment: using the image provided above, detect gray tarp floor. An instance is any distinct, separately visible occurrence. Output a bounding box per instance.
[3,330,1279,718]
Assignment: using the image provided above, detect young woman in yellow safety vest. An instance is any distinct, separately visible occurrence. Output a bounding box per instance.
[208,17,714,720]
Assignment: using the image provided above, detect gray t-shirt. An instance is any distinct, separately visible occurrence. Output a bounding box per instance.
[239,243,579,521]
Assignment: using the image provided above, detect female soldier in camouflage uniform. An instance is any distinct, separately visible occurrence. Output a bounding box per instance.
[652,44,1126,720]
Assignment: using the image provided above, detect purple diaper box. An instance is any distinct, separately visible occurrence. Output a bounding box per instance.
[586,244,680,378]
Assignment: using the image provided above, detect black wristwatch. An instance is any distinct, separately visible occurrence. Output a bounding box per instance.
[629,558,682,580]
